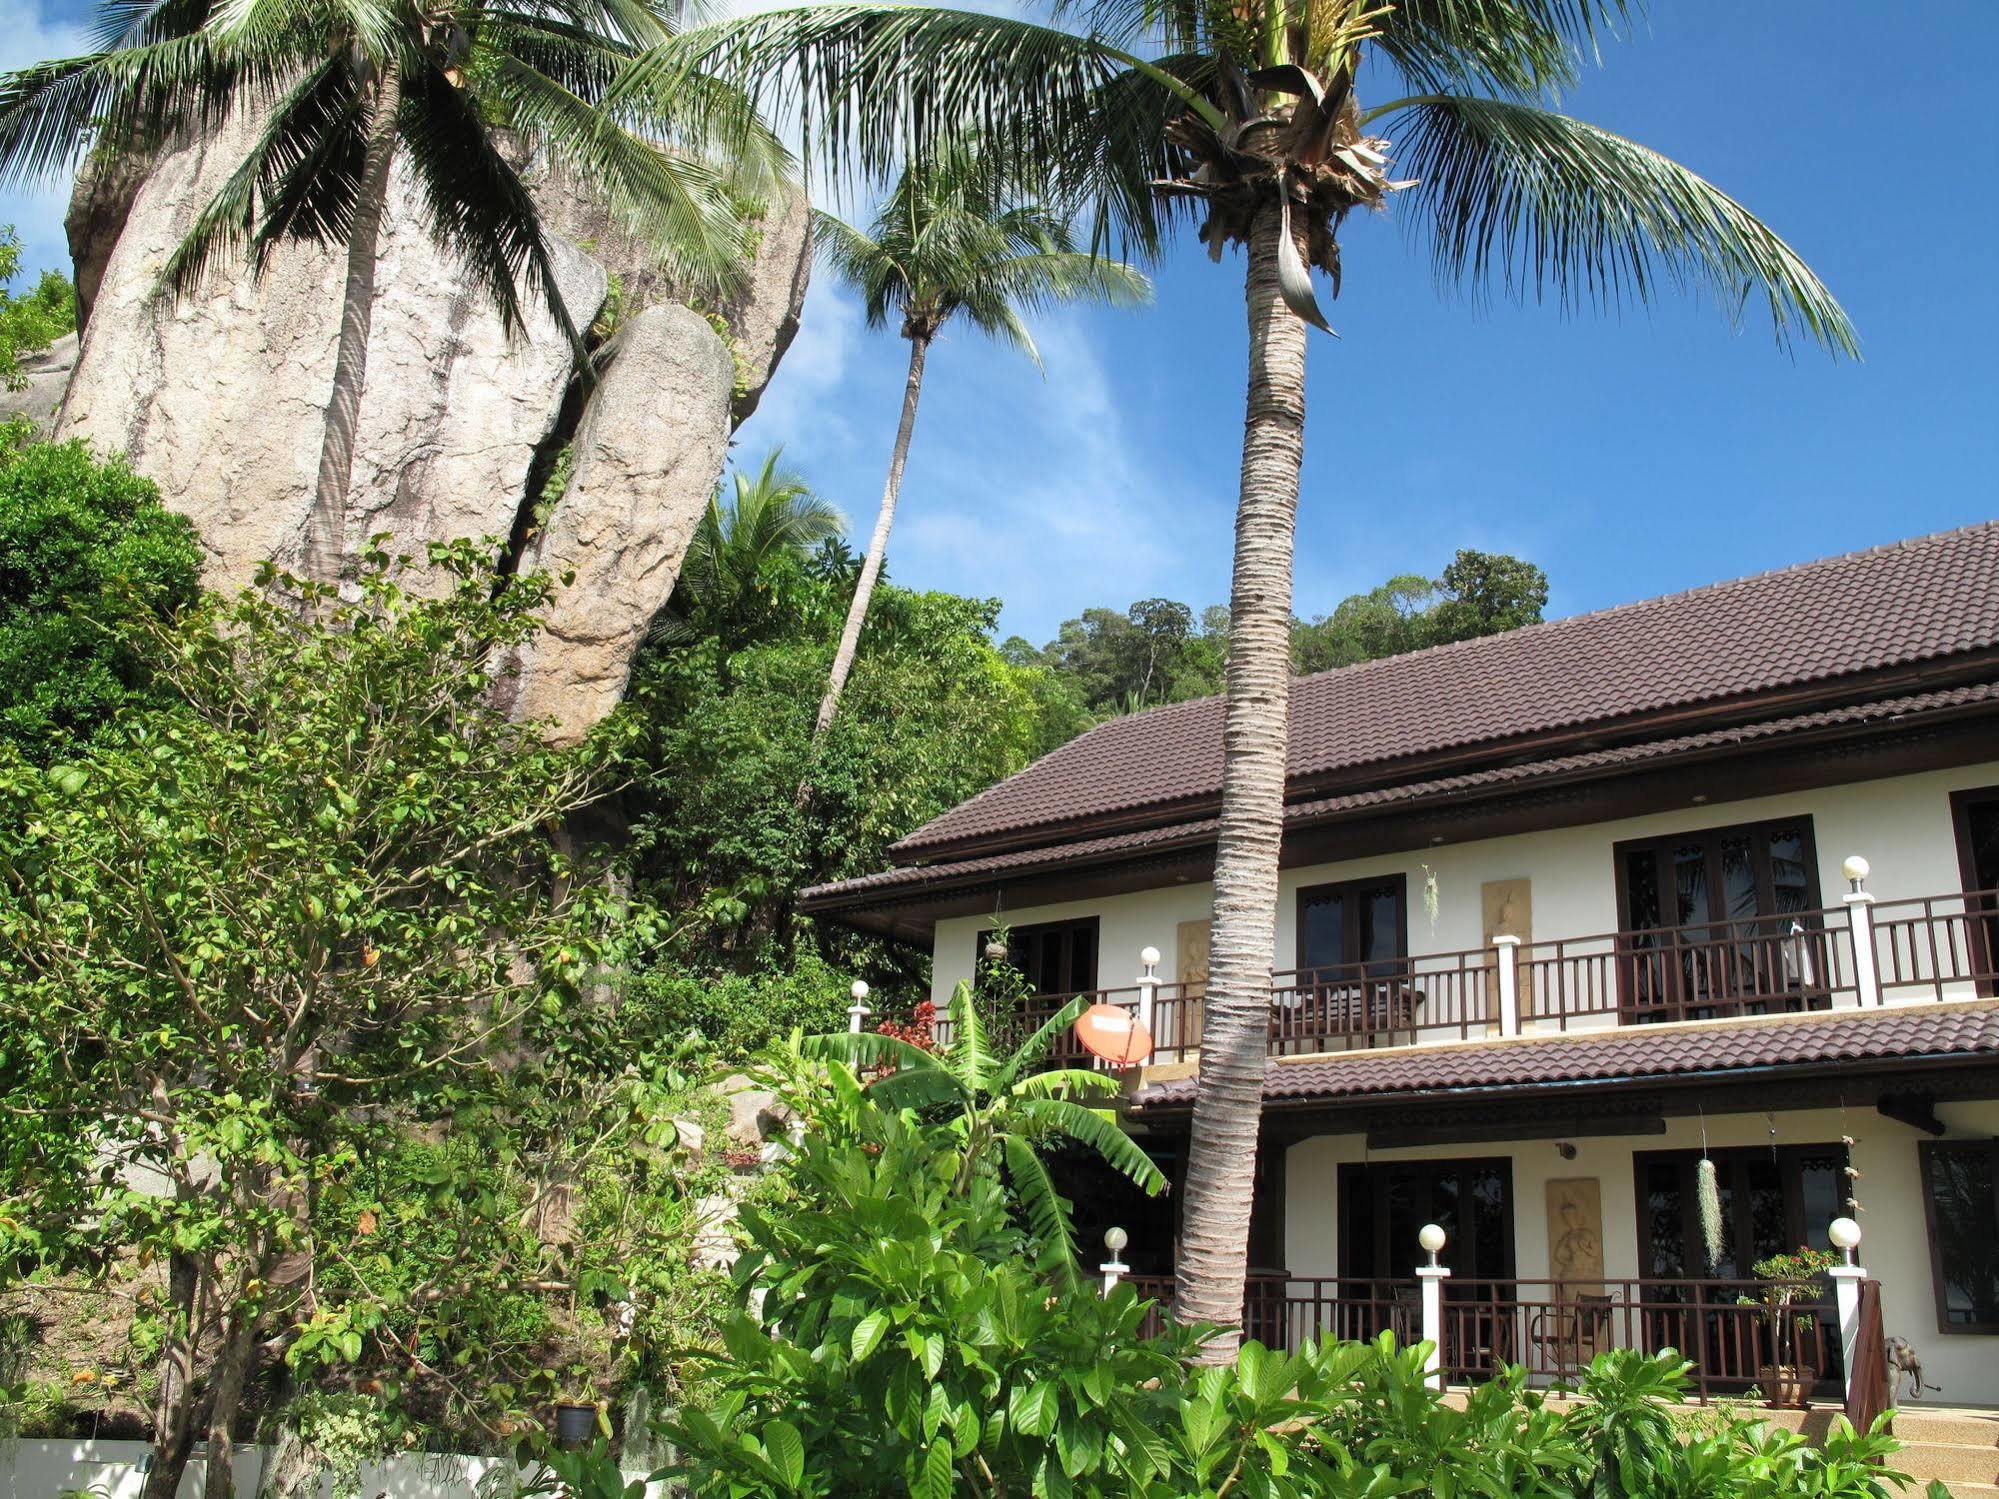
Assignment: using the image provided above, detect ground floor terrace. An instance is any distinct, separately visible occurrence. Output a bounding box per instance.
[1089,1068,1999,1411]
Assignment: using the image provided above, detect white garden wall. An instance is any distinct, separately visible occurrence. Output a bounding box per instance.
[0,1439,664,1499]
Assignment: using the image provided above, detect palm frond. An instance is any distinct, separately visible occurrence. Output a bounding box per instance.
[946,980,992,1094]
[1000,1132,1081,1288]
[1010,1095,1166,1195]
[157,55,360,300]
[800,1028,943,1077]
[1373,0,1632,99]
[621,6,1155,247]
[397,59,578,344]
[1382,93,1856,355]
[989,992,1091,1091]
[482,52,753,298]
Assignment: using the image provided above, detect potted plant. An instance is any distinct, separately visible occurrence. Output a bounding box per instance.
[551,1360,604,1447]
[1740,1245,1840,1408]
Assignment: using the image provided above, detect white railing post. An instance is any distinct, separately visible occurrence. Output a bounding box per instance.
[1417,1224,1450,1391]
[847,980,872,1033]
[1841,856,1882,1008]
[1827,1217,1866,1405]
[1100,1227,1130,1297]
[1492,935,1522,1036]
[1135,946,1162,1039]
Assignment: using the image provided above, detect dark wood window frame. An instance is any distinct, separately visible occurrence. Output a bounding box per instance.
[1611,816,1829,1020]
[1294,873,1410,975]
[1918,1137,1999,1336]
[1949,786,1999,998]
[1632,1142,1849,1281]
[1336,1155,1517,1282]
[975,916,1101,997]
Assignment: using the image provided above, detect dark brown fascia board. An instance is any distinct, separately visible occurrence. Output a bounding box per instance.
[802,695,1999,936]
[891,650,1999,865]
[1127,1049,1999,1129]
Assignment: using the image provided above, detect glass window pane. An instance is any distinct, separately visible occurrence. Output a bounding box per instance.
[1359,884,1404,967]
[1301,890,1348,971]
[1744,1157,1788,1265]
[1626,850,1663,933]
[1721,834,1758,922]
[1673,843,1713,929]
[1926,1143,1999,1328]
[1644,1162,1686,1279]
[1768,828,1812,914]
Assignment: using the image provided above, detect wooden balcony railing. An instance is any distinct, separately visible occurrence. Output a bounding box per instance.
[1123,1273,1842,1403]
[1519,906,1858,1030]
[943,885,1994,1070]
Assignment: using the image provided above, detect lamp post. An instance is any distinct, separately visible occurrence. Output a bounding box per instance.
[846,980,871,1034]
[1417,1223,1450,1390]
[1100,1226,1130,1296]
[1135,946,1161,1039]
[1827,1216,1868,1407]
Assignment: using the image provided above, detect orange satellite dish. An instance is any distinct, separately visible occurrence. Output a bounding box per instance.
[1074,1003,1154,1066]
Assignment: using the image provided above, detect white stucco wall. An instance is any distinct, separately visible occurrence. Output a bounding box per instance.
[1280,1099,1999,1405]
[930,759,1999,1009]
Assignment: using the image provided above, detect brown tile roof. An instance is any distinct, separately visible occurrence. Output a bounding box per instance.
[1128,1003,1999,1111]
[798,680,1999,909]
[895,522,1999,859]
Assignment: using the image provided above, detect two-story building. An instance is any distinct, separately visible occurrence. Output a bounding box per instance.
[800,522,1999,1407]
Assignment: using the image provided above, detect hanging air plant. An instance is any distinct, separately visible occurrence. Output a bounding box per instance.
[1420,865,1441,933]
[1697,1156,1724,1272]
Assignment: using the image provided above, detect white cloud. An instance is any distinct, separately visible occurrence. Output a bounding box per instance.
[737,277,866,461]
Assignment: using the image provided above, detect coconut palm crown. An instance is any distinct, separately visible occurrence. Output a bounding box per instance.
[637,0,1857,1361]
[801,138,1149,774]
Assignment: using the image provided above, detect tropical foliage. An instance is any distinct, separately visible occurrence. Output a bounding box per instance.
[0,225,74,388]
[629,0,1856,1350]
[0,543,685,1497]
[656,1089,1930,1499]
[0,438,200,761]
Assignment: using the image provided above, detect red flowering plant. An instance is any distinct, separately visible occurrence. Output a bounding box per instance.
[873,1000,937,1052]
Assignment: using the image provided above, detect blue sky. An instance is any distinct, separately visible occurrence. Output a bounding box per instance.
[7,0,1996,645]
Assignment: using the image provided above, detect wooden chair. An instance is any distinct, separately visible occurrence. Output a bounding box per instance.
[1529,1293,1615,1375]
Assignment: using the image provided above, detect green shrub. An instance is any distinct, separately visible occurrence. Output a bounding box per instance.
[619,950,852,1060]
[0,439,200,759]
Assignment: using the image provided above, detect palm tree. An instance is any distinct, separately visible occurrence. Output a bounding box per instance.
[0,0,785,578]
[806,980,1167,1284]
[634,0,1856,1357]
[799,139,1149,786]
[657,445,845,656]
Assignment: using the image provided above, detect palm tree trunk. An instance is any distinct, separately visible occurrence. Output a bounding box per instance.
[801,329,931,769]
[304,61,402,581]
[1173,196,1307,1360]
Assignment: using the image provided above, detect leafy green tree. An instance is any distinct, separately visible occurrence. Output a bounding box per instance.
[0,439,200,760]
[802,138,1149,776]
[627,581,1041,973]
[1026,597,1228,715]
[0,227,74,389]
[0,0,784,574]
[0,545,637,1499]
[653,0,1856,1353]
[1293,551,1548,670]
[807,983,1166,1279]
[1427,548,1549,645]
[659,448,846,659]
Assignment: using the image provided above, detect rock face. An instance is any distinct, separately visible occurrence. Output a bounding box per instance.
[0,332,78,432]
[47,114,812,740]
[502,304,735,733]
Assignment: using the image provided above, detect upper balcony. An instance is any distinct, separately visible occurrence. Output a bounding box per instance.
[991,878,1998,1071]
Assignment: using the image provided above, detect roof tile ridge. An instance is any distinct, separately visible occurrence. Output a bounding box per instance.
[1288,518,1999,695]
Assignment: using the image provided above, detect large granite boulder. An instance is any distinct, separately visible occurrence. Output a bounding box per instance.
[500,304,735,733]
[47,113,812,740]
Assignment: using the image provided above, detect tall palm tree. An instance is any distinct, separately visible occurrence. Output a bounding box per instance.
[634,0,1856,1357]
[0,0,785,578]
[659,445,845,656]
[799,139,1148,784]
